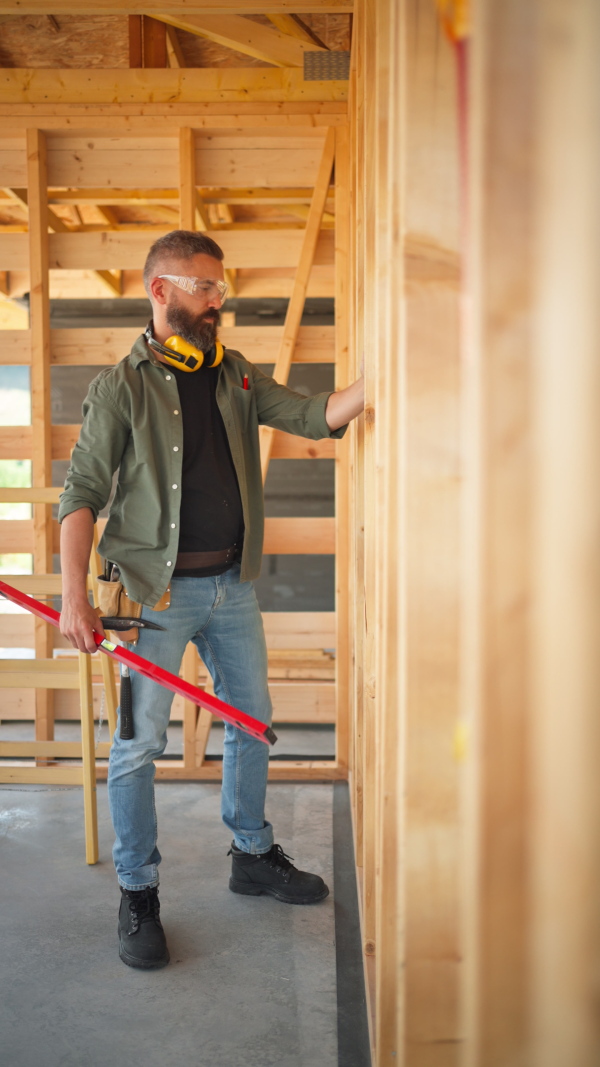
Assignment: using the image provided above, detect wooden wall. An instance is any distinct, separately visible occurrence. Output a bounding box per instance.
[347,0,600,1064]
[0,92,350,781]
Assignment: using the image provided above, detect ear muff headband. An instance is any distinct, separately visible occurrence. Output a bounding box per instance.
[145,325,224,372]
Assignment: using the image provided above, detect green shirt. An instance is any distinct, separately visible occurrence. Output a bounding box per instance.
[58,334,346,607]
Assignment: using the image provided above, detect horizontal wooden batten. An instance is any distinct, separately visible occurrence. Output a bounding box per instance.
[0,70,348,107]
[0,137,333,198]
[0,425,334,461]
[0,325,334,367]
[0,2,352,12]
[0,610,335,651]
[0,517,335,555]
[0,766,84,785]
[0,231,334,271]
[0,740,111,759]
[34,141,326,191]
[3,266,334,302]
[0,677,333,722]
[0,107,347,129]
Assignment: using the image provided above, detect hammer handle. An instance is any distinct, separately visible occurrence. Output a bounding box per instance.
[119,667,134,740]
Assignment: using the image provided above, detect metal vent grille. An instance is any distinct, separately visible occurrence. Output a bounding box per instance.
[303,50,350,81]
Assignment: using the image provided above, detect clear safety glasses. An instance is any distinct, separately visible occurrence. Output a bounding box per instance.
[158,274,229,304]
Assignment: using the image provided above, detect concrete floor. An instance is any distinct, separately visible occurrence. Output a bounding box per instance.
[0,780,367,1067]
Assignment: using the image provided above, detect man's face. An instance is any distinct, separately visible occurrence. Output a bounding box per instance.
[162,253,225,351]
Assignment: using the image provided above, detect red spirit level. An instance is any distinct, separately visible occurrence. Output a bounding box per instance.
[0,579,277,747]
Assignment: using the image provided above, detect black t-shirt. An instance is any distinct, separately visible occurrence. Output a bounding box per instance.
[170,362,244,577]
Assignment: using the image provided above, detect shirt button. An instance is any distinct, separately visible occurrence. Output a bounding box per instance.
[171,523,176,528]
[173,409,179,415]
[173,446,179,452]
[172,483,178,489]
[167,561,172,567]
[165,375,172,381]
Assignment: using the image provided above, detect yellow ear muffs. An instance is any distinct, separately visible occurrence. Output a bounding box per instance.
[146,326,224,373]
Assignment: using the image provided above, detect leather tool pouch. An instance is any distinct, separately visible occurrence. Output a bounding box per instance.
[97,576,171,644]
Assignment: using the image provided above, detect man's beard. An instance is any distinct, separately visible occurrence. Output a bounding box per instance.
[165,297,220,352]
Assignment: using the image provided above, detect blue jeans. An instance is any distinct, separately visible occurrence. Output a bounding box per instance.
[107,564,274,890]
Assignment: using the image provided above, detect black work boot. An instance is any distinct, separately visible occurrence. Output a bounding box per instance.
[228,843,329,904]
[118,886,170,970]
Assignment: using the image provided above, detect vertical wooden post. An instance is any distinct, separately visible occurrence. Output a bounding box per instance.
[462,3,537,1063]
[400,2,463,1062]
[334,123,351,775]
[129,15,167,67]
[27,128,54,743]
[181,641,200,770]
[531,1,600,1063]
[373,0,405,1058]
[356,0,379,1039]
[179,127,196,232]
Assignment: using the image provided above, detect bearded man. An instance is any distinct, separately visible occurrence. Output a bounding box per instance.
[58,230,364,970]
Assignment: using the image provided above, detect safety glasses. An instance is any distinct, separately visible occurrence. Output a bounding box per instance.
[158,275,229,304]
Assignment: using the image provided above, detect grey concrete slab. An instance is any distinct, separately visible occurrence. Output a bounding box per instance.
[0,781,337,1067]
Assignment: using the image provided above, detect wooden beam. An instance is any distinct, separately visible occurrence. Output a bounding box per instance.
[0,1,353,10]
[154,13,326,67]
[45,187,334,208]
[0,107,346,127]
[0,69,348,105]
[47,324,335,366]
[165,25,186,68]
[26,128,54,744]
[128,15,143,68]
[266,14,329,48]
[260,126,336,480]
[0,230,335,271]
[129,15,168,68]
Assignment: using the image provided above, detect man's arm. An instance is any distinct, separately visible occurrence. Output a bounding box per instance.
[60,507,105,654]
[325,375,365,431]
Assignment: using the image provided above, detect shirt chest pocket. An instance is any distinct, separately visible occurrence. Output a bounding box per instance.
[231,386,254,433]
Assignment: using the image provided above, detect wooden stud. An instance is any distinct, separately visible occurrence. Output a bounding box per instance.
[334,122,351,776]
[179,128,196,231]
[142,17,168,69]
[181,642,200,771]
[372,0,404,1059]
[128,16,168,69]
[128,15,143,68]
[531,3,600,1063]
[259,127,336,481]
[461,2,537,1063]
[26,128,54,745]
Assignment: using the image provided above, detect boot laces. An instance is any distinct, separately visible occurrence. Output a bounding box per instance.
[126,888,161,932]
[264,844,294,877]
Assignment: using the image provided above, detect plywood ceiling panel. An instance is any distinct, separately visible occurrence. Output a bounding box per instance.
[0,13,351,69]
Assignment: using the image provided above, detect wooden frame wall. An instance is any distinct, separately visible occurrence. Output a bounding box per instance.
[346,0,600,1064]
[0,81,351,782]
